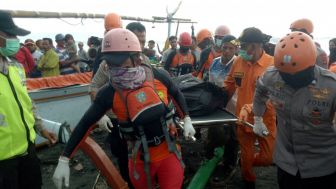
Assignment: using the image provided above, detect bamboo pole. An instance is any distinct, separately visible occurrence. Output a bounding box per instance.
[2,9,197,24]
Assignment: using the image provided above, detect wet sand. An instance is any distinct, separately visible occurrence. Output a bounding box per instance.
[38,130,279,189]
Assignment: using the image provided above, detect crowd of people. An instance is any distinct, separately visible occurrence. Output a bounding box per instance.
[1,9,336,189]
[10,27,105,78]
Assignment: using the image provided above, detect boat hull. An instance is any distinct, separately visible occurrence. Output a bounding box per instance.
[29,84,91,145]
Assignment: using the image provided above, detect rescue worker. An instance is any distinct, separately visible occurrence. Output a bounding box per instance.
[89,13,135,188]
[197,25,231,81]
[90,21,151,189]
[104,12,123,33]
[0,10,56,189]
[196,28,213,51]
[223,27,276,189]
[253,31,336,189]
[290,18,328,69]
[164,32,197,77]
[92,12,122,76]
[53,28,196,189]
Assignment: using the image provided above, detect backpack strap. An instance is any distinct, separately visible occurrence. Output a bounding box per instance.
[160,117,185,169]
[129,126,152,189]
[145,67,185,168]
[138,125,152,189]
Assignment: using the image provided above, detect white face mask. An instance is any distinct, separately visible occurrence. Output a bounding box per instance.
[215,38,223,48]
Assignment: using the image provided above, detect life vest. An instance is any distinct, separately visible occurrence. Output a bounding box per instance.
[111,66,184,189]
[0,61,36,160]
[112,66,169,146]
[169,51,195,77]
[198,48,221,81]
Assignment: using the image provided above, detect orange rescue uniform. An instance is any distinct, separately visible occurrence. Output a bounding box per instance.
[223,52,276,182]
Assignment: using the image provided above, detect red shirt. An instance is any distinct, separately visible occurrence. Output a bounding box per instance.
[15,46,35,76]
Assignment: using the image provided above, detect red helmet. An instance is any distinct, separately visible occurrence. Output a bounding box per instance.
[214,25,231,37]
[178,32,192,47]
[290,18,314,34]
[274,31,316,74]
[102,28,141,53]
[196,29,212,44]
[104,12,122,31]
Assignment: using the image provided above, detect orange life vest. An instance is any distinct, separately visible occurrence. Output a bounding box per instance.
[169,51,195,77]
[112,67,184,186]
[112,68,170,146]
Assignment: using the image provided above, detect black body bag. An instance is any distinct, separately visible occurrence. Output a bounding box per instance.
[173,74,228,116]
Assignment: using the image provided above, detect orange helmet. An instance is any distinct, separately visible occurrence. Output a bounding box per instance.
[274,31,316,74]
[214,25,231,37]
[178,32,192,46]
[196,29,212,44]
[104,12,122,31]
[290,18,314,34]
[102,28,141,53]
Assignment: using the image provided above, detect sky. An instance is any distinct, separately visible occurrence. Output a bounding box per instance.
[2,0,335,52]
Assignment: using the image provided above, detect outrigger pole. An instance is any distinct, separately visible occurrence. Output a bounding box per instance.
[3,9,197,26]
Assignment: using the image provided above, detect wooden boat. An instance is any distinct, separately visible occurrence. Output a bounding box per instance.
[27,72,92,145]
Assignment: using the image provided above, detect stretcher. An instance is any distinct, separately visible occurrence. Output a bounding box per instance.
[188,108,238,127]
[176,108,238,129]
[176,108,238,141]
[177,108,269,137]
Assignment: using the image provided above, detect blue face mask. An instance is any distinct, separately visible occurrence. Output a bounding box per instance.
[0,37,20,57]
[239,50,253,61]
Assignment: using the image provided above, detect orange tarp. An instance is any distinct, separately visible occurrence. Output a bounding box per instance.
[27,72,92,91]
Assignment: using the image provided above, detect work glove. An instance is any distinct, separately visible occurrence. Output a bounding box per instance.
[97,115,113,132]
[253,116,269,137]
[183,116,196,139]
[53,156,70,189]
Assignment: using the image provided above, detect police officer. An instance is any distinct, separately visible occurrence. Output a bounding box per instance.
[0,10,56,189]
[253,31,336,189]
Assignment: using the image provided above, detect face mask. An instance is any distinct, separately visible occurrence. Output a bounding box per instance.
[279,66,315,89]
[198,40,212,50]
[0,38,20,57]
[179,46,190,53]
[239,50,253,61]
[214,38,223,48]
[109,66,146,90]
